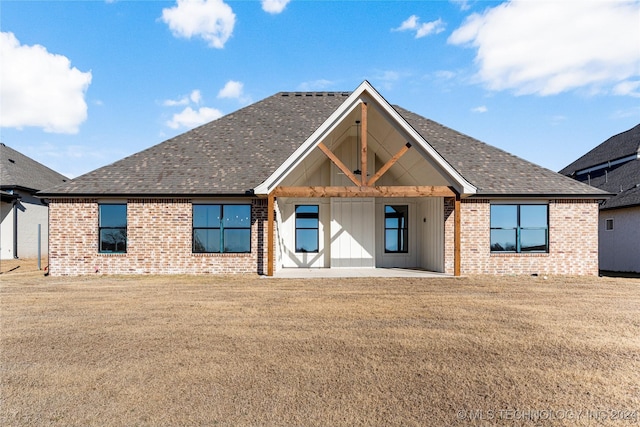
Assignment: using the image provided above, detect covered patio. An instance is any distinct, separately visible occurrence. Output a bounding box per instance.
[255,83,476,277]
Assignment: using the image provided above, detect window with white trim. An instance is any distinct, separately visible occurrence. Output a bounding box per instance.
[385,205,408,253]
[295,205,319,253]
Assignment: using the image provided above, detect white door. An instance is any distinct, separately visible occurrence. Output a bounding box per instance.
[330,198,375,267]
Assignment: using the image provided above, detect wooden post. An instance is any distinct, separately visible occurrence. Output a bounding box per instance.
[267,193,275,277]
[454,194,461,277]
[361,102,368,185]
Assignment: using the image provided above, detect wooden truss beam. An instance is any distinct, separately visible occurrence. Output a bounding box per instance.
[272,185,455,198]
[367,142,412,186]
[317,142,361,187]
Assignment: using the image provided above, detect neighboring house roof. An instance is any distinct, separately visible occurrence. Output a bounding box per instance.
[40,83,607,198]
[560,124,640,210]
[559,124,640,177]
[0,143,68,194]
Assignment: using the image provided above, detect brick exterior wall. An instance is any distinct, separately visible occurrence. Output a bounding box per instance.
[459,199,599,275]
[48,198,269,276]
[443,198,455,275]
[49,197,599,276]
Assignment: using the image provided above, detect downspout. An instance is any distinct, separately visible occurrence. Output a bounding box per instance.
[12,199,18,259]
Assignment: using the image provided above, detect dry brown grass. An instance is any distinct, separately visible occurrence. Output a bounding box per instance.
[1,259,639,426]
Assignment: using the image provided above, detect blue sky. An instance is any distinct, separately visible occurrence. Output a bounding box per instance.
[1,0,639,179]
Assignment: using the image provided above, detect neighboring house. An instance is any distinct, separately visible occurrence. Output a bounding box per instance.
[1,143,68,260]
[560,124,640,273]
[40,81,607,276]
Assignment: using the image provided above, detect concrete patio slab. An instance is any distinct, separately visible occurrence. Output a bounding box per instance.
[267,268,453,279]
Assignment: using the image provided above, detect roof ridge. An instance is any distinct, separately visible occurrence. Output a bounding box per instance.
[279,91,351,97]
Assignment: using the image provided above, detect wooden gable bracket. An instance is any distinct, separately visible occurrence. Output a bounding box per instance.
[317,101,414,189]
[367,142,412,186]
[317,142,361,187]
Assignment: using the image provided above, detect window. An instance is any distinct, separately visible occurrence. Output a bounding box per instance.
[295,205,319,253]
[490,204,548,253]
[193,204,251,253]
[385,205,408,253]
[99,204,127,253]
[605,218,614,231]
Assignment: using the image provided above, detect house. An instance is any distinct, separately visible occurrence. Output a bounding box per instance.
[560,124,640,273]
[39,81,608,276]
[1,143,68,260]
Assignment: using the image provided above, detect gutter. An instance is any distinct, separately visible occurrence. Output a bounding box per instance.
[12,199,18,259]
[576,153,640,176]
[37,192,257,199]
[469,193,612,200]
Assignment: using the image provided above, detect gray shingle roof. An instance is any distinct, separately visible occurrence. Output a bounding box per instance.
[40,91,607,198]
[395,107,606,196]
[1,143,68,193]
[559,124,640,209]
[40,93,349,196]
[559,123,640,176]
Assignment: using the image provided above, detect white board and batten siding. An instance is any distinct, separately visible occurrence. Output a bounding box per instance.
[330,198,375,268]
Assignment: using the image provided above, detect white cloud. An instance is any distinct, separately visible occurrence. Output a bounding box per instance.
[450,0,472,11]
[163,89,202,106]
[190,89,202,104]
[395,15,419,31]
[394,15,445,38]
[613,80,640,98]
[471,105,488,113]
[0,32,92,134]
[217,80,243,99]
[163,95,189,107]
[167,106,223,129]
[416,19,445,38]
[261,0,291,14]
[217,80,251,103]
[448,0,640,96]
[161,0,236,49]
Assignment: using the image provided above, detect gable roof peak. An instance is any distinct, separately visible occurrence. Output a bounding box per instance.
[254,80,477,195]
